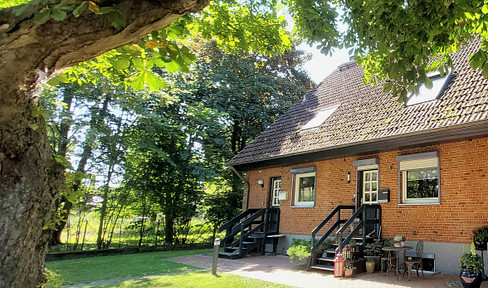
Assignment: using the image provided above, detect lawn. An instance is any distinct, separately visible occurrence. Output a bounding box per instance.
[74,271,291,288]
[46,249,209,285]
[46,249,291,288]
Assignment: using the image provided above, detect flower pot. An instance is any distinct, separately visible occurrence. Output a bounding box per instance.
[344,269,355,277]
[394,241,405,247]
[460,269,482,288]
[366,262,375,273]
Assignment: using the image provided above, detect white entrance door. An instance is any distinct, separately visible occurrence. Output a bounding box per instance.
[270,178,281,207]
[363,170,379,204]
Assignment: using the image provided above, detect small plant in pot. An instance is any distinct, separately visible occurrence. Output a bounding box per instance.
[393,235,406,247]
[319,238,334,258]
[364,239,384,270]
[344,263,357,277]
[473,225,488,251]
[460,243,484,288]
[366,258,375,273]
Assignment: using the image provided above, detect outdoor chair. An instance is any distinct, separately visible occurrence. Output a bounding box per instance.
[402,240,424,281]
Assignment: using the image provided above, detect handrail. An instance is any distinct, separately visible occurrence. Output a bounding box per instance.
[310,205,354,266]
[336,204,381,252]
[218,209,260,232]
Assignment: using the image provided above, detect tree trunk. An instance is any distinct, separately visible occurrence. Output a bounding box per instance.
[0,1,209,286]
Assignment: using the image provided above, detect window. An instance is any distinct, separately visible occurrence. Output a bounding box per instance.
[302,104,340,130]
[406,72,452,106]
[294,172,316,206]
[397,152,440,204]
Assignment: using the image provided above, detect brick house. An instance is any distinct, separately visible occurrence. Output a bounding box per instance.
[223,42,488,274]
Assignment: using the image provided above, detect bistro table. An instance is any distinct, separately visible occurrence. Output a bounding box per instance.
[382,245,413,280]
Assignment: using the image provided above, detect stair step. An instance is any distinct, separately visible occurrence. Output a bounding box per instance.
[242,241,255,245]
[317,257,335,262]
[249,234,265,239]
[310,265,334,272]
[229,246,248,250]
[218,252,240,259]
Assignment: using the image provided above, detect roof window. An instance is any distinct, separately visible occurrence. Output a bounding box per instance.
[302,104,340,130]
[406,72,452,106]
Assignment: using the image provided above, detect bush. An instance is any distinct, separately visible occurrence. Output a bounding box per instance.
[39,269,63,288]
[287,238,311,262]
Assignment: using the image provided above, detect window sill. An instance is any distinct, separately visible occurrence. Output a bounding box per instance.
[399,201,440,206]
[292,203,315,208]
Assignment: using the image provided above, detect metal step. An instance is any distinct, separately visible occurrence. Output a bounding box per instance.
[317,257,334,263]
[218,251,240,259]
[242,241,255,245]
[310,264,334,272]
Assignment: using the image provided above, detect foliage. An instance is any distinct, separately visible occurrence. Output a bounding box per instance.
[460,243,484,274]
[39,269,63,288]
[45,249,210,285]
[364,239,384,257]
[393,235,406,243]
[287,238,311,262]
[473,225,488,248]
[345,263,357,270]
[366,258,375,263]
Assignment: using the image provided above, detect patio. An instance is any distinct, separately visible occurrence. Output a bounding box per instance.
[171,253,488,288]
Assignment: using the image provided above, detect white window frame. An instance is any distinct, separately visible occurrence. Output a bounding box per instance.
[301,104,340,130]
[293,172,316,207]
[397,153,440,205]
[406,71,452,106]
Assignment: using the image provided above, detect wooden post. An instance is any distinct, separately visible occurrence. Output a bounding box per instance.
[212,238,220,275]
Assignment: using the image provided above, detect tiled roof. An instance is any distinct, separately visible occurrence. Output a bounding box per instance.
[228,42,488,167]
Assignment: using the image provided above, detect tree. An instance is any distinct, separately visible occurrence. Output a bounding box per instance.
[0,1,209,287]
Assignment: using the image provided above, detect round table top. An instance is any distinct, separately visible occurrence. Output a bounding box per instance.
[382,245,413,251]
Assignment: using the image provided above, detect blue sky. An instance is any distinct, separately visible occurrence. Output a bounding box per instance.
[298,45,350,85]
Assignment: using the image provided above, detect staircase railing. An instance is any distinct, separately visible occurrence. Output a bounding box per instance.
[218,208,270,257]
[310,204,382,266]
[336,204,381,252]
[310,205,355,265]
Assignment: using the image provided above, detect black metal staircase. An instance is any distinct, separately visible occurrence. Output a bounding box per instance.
[309,204,381,272]
[218,208,280,259]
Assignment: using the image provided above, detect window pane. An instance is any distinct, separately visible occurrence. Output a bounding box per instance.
[372,172,377,181]
[406,169,438,199]
[365,193,370,202]
[365,183,370,192]
[298,176,315,202]
[372,182,378,191]
[365,173,371,181]
[372,193,377,201]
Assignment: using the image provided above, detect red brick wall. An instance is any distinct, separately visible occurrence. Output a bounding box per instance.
[245,137,488,244]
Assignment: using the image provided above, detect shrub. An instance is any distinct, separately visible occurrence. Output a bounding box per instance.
[287,238,311,262]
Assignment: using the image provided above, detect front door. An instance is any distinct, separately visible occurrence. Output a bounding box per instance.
[270,177,281,207]
[362,170,379,204]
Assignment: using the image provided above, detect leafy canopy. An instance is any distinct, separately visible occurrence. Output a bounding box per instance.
[5,0,488,102]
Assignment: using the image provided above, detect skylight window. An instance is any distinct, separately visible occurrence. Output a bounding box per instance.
[407,72,452,106]
[302,104,340,130]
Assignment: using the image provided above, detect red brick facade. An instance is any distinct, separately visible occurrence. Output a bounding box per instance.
[245,137,488,244]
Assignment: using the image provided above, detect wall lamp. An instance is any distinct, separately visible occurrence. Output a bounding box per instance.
[257,179,264,188]
[347,172,351,183]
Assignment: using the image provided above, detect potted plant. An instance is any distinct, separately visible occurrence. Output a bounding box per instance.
[393,235,406,247]
[287,239,311,265]
[473,226,488,251]
[460,243,484,288]
[366,258,375,273]
[320,238,334,258]
[344,263,357,277]
[364,239,384,270]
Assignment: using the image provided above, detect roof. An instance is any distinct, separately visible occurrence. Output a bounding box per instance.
[228,42,488,169]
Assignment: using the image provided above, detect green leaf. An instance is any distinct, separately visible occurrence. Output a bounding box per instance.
[54,155,74,170]
[132,58,145,70]
[73,1,88,17]
[424,76,433,89]
[51,9,67,22]
[164,61,181,73]
[482,63,488,78]
[483,5,488,14]
[128,71,146,91]
[34,9,52,24]
[29,124,39,131]
[108,10,125,29]
[146,71,166,90]
[47,73,70,86]
[113,57,131,70]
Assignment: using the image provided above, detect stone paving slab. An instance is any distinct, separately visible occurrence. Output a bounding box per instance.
[171,254,488,288]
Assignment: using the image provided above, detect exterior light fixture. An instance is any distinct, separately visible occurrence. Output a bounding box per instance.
[347,172,351,183]
[257,179,264,188]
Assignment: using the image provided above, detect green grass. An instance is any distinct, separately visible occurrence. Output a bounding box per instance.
[46,249,210,285]
[76,271,291,288]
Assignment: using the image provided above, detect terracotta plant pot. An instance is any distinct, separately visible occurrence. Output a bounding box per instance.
[344,269,355,277]
[366,262,375,273]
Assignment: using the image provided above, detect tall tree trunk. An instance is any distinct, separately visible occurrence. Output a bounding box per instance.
[0,95,63,287]
[164,213,175,244]
[0,1,209,286]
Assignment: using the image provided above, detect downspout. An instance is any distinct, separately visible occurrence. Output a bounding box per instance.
[230,166,250,210]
